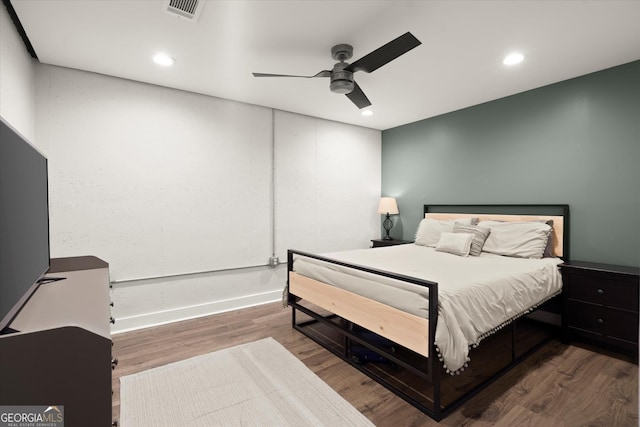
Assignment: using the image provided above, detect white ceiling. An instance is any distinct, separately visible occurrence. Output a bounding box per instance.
[10,0,640,130]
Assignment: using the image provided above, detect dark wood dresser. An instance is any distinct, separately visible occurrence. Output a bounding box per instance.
[0,256,114,426]
[561,261,639,360]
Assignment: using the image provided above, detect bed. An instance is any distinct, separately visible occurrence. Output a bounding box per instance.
[286,204,570,421]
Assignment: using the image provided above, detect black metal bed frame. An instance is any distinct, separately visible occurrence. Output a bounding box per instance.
[287,204,569,421]
[287,248,445,418]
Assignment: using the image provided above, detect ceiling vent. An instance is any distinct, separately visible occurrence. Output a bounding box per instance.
[162,0,204,22]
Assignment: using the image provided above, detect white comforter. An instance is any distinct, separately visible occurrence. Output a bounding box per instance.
[293,244,563,373]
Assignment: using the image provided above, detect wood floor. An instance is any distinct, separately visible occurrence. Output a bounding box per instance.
[112,302,638,426]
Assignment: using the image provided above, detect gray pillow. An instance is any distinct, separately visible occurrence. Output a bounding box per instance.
[541,220,555,257]
[453,223,491,256]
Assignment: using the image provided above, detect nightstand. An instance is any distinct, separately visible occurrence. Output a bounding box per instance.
[371,239,413,248]
[561,261,639,359]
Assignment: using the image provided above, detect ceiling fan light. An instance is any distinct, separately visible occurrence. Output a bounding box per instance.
[330,64,354,94]
[330,80,355,94]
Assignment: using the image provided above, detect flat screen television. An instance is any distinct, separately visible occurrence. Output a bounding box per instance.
[0,116,50,333]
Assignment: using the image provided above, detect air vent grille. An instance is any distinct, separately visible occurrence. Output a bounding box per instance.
[163,0,204,21]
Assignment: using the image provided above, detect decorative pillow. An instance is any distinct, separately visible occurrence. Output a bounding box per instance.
[479,220,552,259]
[435,232,474,257]
[541,220,555,258]
[414,217,479,247]
[453,223,490,256]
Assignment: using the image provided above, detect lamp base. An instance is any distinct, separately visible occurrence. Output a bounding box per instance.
[382,214,393,240]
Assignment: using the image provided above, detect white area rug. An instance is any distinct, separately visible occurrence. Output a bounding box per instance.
[120,337,374,426]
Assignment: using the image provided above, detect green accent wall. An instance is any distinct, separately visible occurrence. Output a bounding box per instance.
[382,61,640,267]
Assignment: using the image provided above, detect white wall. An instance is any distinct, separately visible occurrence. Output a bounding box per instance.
[2,0,381,333]
[34,65,381,333]
[0,3,36,140]
[36,66,273,279]
[275,110,381,256]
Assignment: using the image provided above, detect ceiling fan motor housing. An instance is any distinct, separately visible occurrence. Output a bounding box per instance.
[330,62,355,94]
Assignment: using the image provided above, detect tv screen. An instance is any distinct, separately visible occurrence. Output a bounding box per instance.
[0,117,50,332]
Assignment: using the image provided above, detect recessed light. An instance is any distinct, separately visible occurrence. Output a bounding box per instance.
[503,52,524,66]
[361,109,373,117]
[153,53,175,66]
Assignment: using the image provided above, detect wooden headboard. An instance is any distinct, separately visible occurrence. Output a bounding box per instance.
[423,204,570,259]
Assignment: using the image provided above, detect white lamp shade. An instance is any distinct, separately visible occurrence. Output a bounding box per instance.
[377,197,399,214]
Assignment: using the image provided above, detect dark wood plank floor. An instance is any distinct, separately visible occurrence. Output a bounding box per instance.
[112,302,638,426]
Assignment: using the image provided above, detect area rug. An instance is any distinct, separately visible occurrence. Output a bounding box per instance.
[120,337,374,426]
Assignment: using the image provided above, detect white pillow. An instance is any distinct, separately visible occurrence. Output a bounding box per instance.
[435,232,474,257]
[479,221,552,259]
[415,217,478,247]
[453,223,491,256]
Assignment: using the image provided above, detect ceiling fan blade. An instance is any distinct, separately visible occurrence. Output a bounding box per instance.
[252,70,331,78]
[345,82,371,109]
[345,32,421,74]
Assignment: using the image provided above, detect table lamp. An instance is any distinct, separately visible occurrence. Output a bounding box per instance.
[377,197,399,240]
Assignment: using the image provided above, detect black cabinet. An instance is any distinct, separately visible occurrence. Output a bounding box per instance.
[561,261,639,359]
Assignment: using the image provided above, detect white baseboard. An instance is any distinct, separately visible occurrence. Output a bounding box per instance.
[111,289,282,334]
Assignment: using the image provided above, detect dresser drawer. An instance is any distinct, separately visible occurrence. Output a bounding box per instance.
[561,261,639,360]
[566,272,638,312]
[567,301,639,344]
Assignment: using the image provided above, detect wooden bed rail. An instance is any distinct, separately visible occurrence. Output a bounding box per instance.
[286,249,438,358]
[290,272,431,356]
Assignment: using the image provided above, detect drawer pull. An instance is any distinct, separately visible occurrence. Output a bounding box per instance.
[597,318,604,325]
[110,316,116,325]
[112,357,119,369]
[596,288,604,295]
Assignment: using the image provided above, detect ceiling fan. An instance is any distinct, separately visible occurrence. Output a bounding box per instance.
[252,32,421,110]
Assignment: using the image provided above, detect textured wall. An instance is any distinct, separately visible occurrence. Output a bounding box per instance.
[0,3,36,140]
[36,66,273,280]
[34,65,381,331]
[382,61,640,267]
[275,110,381,258]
